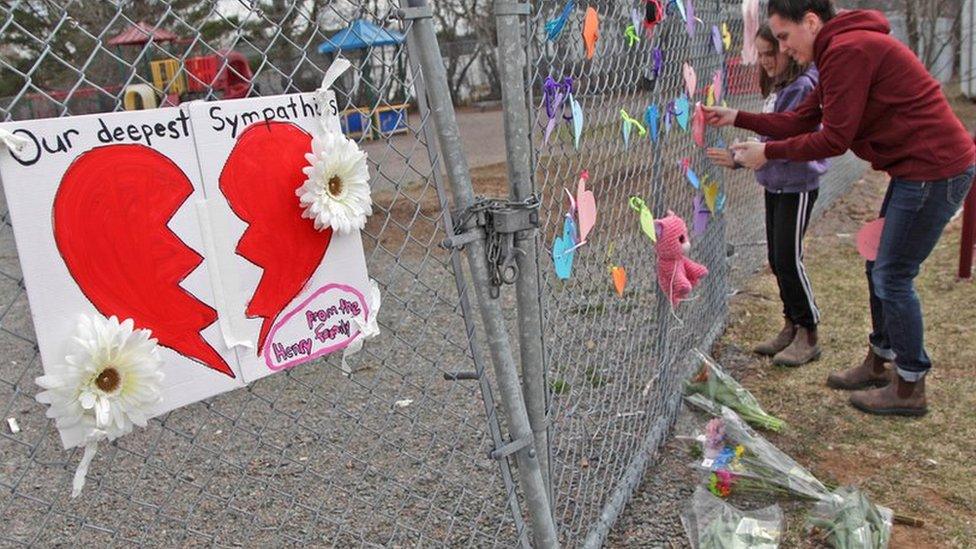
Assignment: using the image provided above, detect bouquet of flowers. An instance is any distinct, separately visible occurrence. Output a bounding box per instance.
[684,349,787,432]
[695,407,829,502]
[687,408,902,549]
[807,487,893,549]
[681,486,784,549]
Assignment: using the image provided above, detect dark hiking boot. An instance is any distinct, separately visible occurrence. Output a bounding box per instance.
[849,373,928,417]
[826,349,891,391]
[753,318,796,357]
[772,326,821,366]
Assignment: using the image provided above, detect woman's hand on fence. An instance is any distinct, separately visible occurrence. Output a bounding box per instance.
[706,147,737,169]
[730,141,768,170]
[702,106,738,127]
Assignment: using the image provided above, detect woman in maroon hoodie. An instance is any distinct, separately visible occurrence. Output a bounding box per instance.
[704,0,975,417]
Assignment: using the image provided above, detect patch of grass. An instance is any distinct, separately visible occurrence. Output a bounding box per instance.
[715,171,976,547]
[550,378,570,395]
[585,366,608,388]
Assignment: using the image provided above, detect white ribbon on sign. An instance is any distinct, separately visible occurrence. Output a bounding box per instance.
[341,278,381,375]
[314,58,352,133]
[0,128,29,155]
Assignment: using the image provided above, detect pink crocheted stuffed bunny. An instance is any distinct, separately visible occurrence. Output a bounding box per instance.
[655,211,708,306]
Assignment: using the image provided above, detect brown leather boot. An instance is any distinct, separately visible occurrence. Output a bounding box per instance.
[772,326,821,366]
[826,349,890,390]
[753,318,796,356]
[849,372,928,417]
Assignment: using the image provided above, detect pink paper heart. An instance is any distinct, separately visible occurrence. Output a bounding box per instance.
[576,171,596,243]
[683,62,698,99]
[692,102,706,147]
[857,218,885,261]
[713,69,724,103]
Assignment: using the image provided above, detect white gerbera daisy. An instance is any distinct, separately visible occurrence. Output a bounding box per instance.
[297,131,372,234]
[36,315,164,496]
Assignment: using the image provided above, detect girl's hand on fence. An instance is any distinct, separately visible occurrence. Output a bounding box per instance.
[702,106,738,127]
[706,147,737,169]
[730,141,768,169]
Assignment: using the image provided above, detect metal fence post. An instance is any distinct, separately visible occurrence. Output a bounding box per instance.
[404,28,531,547]
[401,1,559,547]
[492,0,553,508]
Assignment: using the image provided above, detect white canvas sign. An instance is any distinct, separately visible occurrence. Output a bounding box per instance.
[0,91,372,448]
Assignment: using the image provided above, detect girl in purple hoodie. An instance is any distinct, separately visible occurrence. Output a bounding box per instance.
[707,23,828,366]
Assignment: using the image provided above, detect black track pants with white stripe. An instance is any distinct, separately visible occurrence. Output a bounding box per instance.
[764,189,820,329]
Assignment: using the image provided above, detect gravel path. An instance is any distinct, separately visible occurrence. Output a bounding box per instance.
[364,107,506,193]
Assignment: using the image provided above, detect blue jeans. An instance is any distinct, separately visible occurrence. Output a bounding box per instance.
[867,165,975,381]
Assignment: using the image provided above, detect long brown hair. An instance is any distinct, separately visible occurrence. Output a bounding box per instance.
[756,23,808,98]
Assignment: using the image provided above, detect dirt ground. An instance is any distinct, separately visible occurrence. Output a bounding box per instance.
[611,145,976,547]
[362,107,507,194]
[715,169,976,548]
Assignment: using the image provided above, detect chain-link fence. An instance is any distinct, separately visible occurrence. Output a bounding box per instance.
[0,0,867,547]
[516,1,865,545]
[0,1,532,546]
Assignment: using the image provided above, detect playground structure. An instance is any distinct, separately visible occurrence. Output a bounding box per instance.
[110,22,253,110]
[319,18,410,140]
[135,50,254,109]
[8,22,254,118]
[10,18,408,142]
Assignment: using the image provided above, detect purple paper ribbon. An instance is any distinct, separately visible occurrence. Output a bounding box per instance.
[543,76,575,143]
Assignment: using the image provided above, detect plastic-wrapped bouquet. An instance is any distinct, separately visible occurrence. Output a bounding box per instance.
[807,486,893,549]
[684,349,786,432]
[695,407,828,502]
[681,486,784,549]
[686,408,905,549]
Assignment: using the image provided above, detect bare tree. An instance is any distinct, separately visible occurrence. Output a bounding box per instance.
[903,0,962,79]
[431,0,500,104]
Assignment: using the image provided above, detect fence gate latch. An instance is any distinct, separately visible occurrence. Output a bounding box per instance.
[443,194,540,298]
[494,2,532,16]
[489,434,535,460]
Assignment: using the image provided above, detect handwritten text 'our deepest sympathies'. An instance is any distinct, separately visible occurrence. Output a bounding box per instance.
[6,93,338,167]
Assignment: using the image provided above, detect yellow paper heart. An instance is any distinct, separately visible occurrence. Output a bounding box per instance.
[703,179,720,214]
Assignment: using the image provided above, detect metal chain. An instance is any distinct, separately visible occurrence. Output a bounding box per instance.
[452,194,540,298]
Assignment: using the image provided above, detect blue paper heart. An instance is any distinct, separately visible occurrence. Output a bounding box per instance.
[676,95,690,131]
[545,0,575,41]
[645,105,659,143]
[686,167,701,189]
[553,216,577,279]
